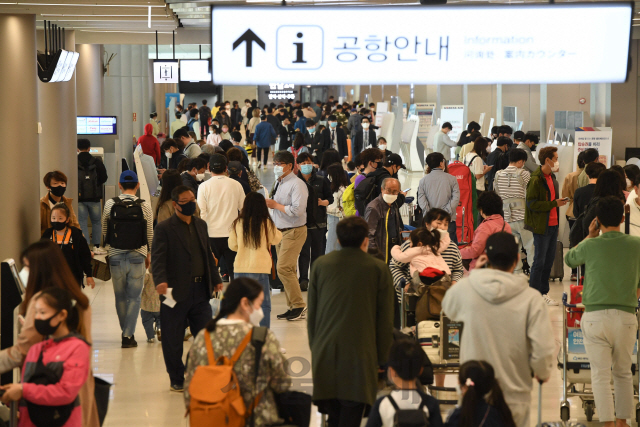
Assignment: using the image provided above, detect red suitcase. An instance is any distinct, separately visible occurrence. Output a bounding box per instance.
[567,281,584,327]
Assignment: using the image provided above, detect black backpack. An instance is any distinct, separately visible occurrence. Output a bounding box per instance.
[354,176,378,216]
[387,394,430,427]
[569,196,599,247]
[78,157,100,201]
[106,197,147,250]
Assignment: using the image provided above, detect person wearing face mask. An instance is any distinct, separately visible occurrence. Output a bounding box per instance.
[353,116,378,157]
[181,157,208,196]
[41,203,94,289]
[321,115,348,161]
[524,146,568,305]
[219,124,231,141]
[493,149,534,274]
[160,138,187,173]
[40,171,80,235]
[516,132,540,173]
[365,178,404,268]
[174,127,202,160]
[184,278,291,422]
[170,112,184,140]
[152,186,223,392]
[155,170,201,223]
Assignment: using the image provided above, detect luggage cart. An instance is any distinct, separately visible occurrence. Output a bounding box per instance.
[559,292,640,422]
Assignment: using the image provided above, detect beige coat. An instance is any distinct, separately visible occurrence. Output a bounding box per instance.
[562,168,583,219]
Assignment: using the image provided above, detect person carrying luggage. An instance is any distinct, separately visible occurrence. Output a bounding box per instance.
[565,196,640,427]
[184,278,291,427]
[444,361,516,427]
[365,340,443,427]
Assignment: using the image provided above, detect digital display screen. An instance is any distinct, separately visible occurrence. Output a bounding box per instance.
[211,3,631,85]
[153,60,179,83]
[77,116,117,135]
[180,59,211,82]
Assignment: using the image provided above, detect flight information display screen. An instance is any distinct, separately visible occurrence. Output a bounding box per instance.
[77,116,117,135]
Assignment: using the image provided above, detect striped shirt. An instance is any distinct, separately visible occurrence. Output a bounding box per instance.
[101,194,154,258]
[390,239,464,302]
[493,166,531,222]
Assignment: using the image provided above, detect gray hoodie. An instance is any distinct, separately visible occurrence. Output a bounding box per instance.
[442,269,555,404]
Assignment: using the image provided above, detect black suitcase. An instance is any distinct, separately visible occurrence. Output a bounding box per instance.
[549,240,564,281]
[269,245,284,291]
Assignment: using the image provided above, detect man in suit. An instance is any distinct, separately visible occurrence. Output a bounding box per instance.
[353,116,377,157]
[152,185,222,392]
[322,115,348,161]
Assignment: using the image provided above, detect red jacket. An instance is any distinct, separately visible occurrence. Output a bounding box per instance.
[20,335,90,427]
[137,123,161,165]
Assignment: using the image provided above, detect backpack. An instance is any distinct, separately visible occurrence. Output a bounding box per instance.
[386,394,430,427]
[354,176,378,216]
[78,157,100,201]
[189,329,262,427]
[570,197,599,247]
[342,183,357,217]
[447,161,478,246]
[493,167,526,221]
[105,197,147,250]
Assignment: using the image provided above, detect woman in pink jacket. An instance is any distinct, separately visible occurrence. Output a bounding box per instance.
[1,287,90,427]
[460,191,512,270]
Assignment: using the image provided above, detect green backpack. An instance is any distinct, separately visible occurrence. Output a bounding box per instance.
[342,182,356,217]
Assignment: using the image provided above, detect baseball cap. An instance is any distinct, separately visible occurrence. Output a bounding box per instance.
[209,153,227,174]
[228,161,243,176]
[513,130,525,141]
[485,232,518,266]
[119,170,138,184]
[384,153,406,170]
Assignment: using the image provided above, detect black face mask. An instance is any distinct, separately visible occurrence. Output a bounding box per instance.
[34,312,61,336]
[52,221,67,231]
[50,186,66,197]
[177,201,197,216]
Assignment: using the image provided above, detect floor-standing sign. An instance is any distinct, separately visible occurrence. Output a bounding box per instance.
[573,127,613,169]
[415,103,436,144]
[441,105,464,143]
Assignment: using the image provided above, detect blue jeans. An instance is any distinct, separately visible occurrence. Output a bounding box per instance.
[78,201,102,246]
[109,251,146,337]
[448,221,458,245]
[235,273,271,328]
[325,215,342,254]
[141,309,160,340]
[530,225,559,295]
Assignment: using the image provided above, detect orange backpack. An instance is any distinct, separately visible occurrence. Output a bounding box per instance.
[189,329,262,427]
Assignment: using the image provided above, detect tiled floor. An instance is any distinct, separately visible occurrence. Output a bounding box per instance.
[87,167,616,427]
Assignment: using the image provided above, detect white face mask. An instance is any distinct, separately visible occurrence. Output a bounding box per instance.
[274,165,284,178]
[362,123,370,130]
[379,145,387,151]
[196,173,205,182]
[165,151,173,159]
[382,194,398,204]
[18,267,29,287]
[552,160,560,173]
[626,178,632,189]
[249,305,264,327]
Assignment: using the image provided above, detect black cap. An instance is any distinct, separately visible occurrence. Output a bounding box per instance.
[228,161,243,176]
[486,232,519,265]
[210,153,227,174]
[384,153,406,169]
[513,130,525,141]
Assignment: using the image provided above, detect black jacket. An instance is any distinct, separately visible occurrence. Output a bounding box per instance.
[151,215,221,302]
[160,151,187,170]
[444,400,505,427]
[181,172,199,196]
[298,169,334,228]
[78,152,108,202]
[41,226,92,282]
[573,183,596,218]
[230,175,251,195]
[266,115,281,135]
[279,124,294,151]
[322,127,348,159]
[353,129,378,155]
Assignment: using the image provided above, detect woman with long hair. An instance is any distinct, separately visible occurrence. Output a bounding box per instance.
[582,169,626,235]
[464,137,491,194]
[325,163,351,253]
[0,241,99,427]
[318,148,342,178]
[155,169,200,224]
[183,278,290,425]
[228,192,282,328]
[445,360,516,427]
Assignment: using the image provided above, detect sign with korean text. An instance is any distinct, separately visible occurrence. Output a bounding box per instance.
[440,105,464,143]
[211,4,631,85]
[573,127,613,169]
[414,102,436,141]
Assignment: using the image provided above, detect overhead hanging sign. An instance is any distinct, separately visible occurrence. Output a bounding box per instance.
[211,3,631,85]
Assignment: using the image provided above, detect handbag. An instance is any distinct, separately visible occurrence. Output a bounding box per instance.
[210,291,222,318]
[94,376,112,426]
[415,274,453,322]
[90,257,111,282]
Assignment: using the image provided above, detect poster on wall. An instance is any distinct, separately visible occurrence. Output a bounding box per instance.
[573,127,613,169]
[440,105,465,142]
[415,103,436,142]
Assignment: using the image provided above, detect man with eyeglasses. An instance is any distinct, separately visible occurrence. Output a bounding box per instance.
[265,150,310,321]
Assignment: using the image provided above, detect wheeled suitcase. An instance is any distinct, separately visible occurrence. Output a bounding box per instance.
[549,240,564,281]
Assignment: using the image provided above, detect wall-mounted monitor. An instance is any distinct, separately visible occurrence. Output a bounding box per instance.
[153,60,179,83]
[77,116,117,135]
[180,59,211,82]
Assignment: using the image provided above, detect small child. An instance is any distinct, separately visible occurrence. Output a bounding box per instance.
[444,361,516,427]
[41,203,94,289]
[141,271,161,343]
[366,339,443,427]
[391,227,451,278]
[1,288,90,427]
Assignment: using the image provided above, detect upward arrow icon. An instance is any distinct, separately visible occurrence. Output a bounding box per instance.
[232,29,266,67]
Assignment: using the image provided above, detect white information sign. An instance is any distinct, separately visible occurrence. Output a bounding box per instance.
[440,105,465,143]
[573,127,613,169]
[415,103,436,142]
[211,4,631,85]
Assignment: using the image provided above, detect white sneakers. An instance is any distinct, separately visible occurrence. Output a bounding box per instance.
[543,294,559,306]
[93,246,107,255]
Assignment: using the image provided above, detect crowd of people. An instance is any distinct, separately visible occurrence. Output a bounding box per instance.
[9,95,640,427]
